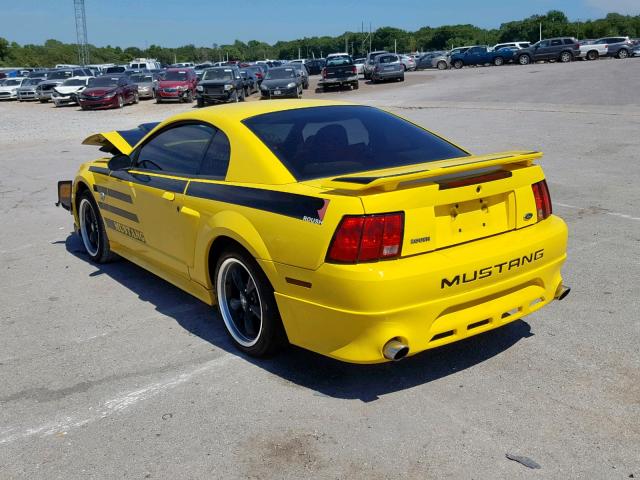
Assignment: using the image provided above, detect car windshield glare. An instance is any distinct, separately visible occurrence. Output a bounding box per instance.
[243,106,469,181]
[203,69,233,81]
[131,75,153,83]
[88,77,118,87]
[164,71,188,81]
[327,57,351,66]
[266,68,295,80]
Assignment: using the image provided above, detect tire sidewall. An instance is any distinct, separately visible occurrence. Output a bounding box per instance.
[78,190,111,263]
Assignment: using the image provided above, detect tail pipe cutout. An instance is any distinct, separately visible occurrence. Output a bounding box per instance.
[554,284,571,301]
[383,339,409,361]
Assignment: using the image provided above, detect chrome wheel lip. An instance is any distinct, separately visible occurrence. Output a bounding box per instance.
[216,258,263,348]
[79,198,99,257]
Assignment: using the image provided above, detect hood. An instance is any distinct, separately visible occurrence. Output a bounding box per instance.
[262,78,296,89]
[39,79,65,87]
[55,85,85,94]
[0,85,20,92]
[134,82,154,88]
[82,87,117,97]
[158,80,189,88]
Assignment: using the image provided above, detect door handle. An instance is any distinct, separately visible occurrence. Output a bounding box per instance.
[162,191,175,201]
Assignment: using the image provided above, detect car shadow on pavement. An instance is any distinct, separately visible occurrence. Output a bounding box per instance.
[65,233,534,403]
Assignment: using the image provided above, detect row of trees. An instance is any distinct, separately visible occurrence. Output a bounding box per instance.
[1,11,639,67]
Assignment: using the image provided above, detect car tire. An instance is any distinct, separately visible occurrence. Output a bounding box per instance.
[559,51,572,63]
[240,89,246,102]
[453,60,463,69]
[133,92,139,104]
[214,249,287,357]
[39,98,47,103]
[518,54,531,65]
[399,75,404,81]
[402,64,407,71]
[117,95,124,108]
[617,48,629,59]
[437,61,447,70]
[493,56,504,66]
[197,98,204,108]
[151,89,156,99]
[587,50,599,61]
[77,190,116,264]
[352,81,359,90]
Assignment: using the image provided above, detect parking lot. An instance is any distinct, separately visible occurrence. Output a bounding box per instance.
[1,58,639,479]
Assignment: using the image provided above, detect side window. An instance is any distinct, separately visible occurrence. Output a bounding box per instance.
[551,39,562,46]
[199,130,231,178]
[563,39,574,45]
[135,124,214,175]
[539,41,550,47]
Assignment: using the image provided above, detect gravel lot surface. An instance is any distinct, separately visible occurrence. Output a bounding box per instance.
[1,59,639,479]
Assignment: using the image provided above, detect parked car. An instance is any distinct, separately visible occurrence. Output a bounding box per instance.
[578,41,608,61]
[239,69,258,96]
[633,44,640,57]
[129,72,159,99]
[36,68,93,102]
[0,77,27,100]
[104,66,127,74]
[156,68,197,103]
[364,50,389,79]
[371,54,404,83]
[16,78,45,101]
[288,62,310,89]
[305,58,326,75]
[451,45,515,68]
[78,75,138,110]
[129,58,161,70]
[592,36,634,59]
[259,66,303,99]
[492,41,530,51]
[515,37,580,65]
[196,67,245,106]
[399,55,417,71]
[353,58,365,74]
[319,55,359,91]
[52,77,92,106]
[244,65,267,84]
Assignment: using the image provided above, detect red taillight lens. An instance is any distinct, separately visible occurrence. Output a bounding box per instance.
[351,66,357,74]
[327,213,404,263]
[531,180,552,221]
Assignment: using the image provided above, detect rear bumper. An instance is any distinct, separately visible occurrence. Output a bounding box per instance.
[271,215,568,363]
[320,75,359,86]
[372,70,403,79]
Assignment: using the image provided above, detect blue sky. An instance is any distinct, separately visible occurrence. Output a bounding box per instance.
[1,0,638,47]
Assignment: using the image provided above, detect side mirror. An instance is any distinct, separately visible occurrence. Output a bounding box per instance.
[108,153,133,171]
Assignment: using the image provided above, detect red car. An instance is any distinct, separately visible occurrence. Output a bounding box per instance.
[156,68,198,103]
[78,75,138,110]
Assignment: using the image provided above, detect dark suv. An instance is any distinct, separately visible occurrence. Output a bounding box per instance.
[592,36,634,59]
[196,66,245,106]
[515,37,580,65]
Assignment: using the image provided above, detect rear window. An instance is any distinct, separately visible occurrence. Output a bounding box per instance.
[242,106,468,181]
[563,39,575,45]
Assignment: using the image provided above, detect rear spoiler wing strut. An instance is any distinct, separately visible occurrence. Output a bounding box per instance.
[320,151,542,191]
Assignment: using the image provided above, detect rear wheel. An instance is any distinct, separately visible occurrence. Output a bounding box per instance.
[559,51,572,63]
[518,54,531,65]
[133,92,139,104]
[586,50,599,61]
[352,81,359,90]
[215,250,286,357]
[78,191,116,263]
[437,60,447,70]
[493,56,504,66]
[617,48,629,59]
[197,97,204,108]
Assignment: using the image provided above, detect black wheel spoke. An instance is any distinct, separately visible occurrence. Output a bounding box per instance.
[243,311,257,337]
[246,276,256,294]
[229,298,242,311]
[230,268,244,291]
[249,304,261,318]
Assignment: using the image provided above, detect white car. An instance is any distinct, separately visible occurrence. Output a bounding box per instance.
[0,77,27,100]
[492,41,531,51]
[578,42,608,60]
[353,57,365,74]
[400,55,417,71]
[51,76,93,106]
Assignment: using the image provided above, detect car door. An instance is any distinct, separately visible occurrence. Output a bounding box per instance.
[534,40,550,60]
[549,39,563,59]
[113,122,216,276]
[465,47,482,65]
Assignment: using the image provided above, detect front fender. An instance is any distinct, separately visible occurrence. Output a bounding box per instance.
[190,209,274,290]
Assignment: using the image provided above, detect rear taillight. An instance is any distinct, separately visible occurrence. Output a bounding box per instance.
[531,180,552,221]
[327,213,404,263]
[351,66,357,74]
[321,68,327,78]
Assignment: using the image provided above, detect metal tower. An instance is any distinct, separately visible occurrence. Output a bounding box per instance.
[74,0,89,65]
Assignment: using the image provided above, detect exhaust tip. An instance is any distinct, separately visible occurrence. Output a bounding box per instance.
[383,339,409,361]
[554,285,571,301]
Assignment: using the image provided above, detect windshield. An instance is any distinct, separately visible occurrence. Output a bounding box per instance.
[130,74,153,83]
[327,56,352,66]
[203,69,233,81]
[48,71,72,80]
[105,67,125,73]
[62,78,86,86]
[4,79,22,86]
[243,106,468,181]
[265,68,295,80]
[24,78,41,86]
[164,71,188,81]
[88,77,118,87]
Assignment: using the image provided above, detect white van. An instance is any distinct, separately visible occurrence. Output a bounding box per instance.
[129,58,161,70]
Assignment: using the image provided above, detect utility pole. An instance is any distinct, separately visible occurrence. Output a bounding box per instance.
[539,22,542,41]
[345,37,348,54]
[394,39,397,54]
[73,0,89,65]
[369,22,372,53]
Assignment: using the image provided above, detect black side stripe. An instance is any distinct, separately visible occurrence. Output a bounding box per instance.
[98,202,139,223]
[110,170,187,193]
[89,166,110,176]
[93,184,132,203]
[187,182,327,222]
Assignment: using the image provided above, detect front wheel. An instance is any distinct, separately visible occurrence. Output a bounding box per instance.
[586,50,599,61]
[133,92,139,104]
[197,97,204,108]
[559,51,572,63]
[215,250,287,357]
[453,60,463,69]
[78,191,116,263]
[437,60,447,70]
[352,81,359,90]
[518,54,531,65]
[493,56,504,66]
[117,95,124,108]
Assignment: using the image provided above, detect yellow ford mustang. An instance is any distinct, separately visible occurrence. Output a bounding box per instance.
[57,99,569,363]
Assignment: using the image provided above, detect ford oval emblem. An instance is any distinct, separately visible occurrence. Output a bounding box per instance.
[524,212,534,220]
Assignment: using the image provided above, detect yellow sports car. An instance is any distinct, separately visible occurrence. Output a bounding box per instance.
[57,99,569,363]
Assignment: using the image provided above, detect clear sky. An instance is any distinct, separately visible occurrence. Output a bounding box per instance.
[1,0,638,47]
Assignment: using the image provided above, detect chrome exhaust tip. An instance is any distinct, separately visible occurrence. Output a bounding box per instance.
[554,285,571,301]
[383,339,409,361]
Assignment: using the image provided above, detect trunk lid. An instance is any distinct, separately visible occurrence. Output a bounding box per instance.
[324,65,356,78]
[306,150,544,256]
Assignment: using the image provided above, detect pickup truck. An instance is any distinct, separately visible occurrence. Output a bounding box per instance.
[450,46,514,68]
[578,42,608,60]
[319,54,359,91]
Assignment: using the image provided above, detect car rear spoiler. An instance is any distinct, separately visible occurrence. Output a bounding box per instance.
[81,122,160,155]
[319,151,542,191]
